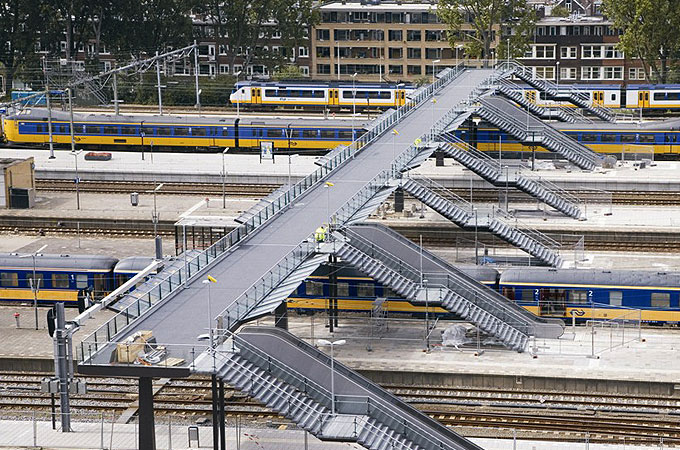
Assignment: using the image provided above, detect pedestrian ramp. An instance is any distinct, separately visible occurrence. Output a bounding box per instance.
[195,326,483,450]
[501,61,616,122]
[333,224,565,349]
[399,177,563,267]
[436,136,584,219]
[477,97,603,171]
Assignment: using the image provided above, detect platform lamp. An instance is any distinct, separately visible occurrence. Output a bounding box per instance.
[351,72,358,141]
[221,148,229,208]
[19,244,47,330]
[431,59,441,86]
[70,150,83,210]
[324,181,334,228]
[202,275,218,349]
[317,339,346,415]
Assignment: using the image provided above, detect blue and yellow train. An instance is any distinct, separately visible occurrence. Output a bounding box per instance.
[458,117,680,158]
[2,252,679,324]
[2,109,363,152]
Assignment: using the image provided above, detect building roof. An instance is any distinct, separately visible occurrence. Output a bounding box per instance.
[0,158,32,170]
[536,15,612,25]
[320,1,438,12]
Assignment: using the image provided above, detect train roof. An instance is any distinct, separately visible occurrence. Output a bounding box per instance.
[114,256,155,273]
[0,253,118,271]
[235,80,414,89]
[312,263,498,283]
[499,267,680,288]
[555,117,680,132]
[6,109,369,128]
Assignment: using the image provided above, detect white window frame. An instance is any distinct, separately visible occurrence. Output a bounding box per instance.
[560,67,577,80]
[299,46,309,57]
[560,46,577,59]
[219,64,230,74]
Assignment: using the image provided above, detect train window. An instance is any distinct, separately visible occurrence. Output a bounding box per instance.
[338,130,353,139]
[620,134,636,143]
[600,134,617,143]
[303,129,318,138]
[668,92,680,100]
[521,289,534,301]
[121,126,136,135]
[26,273,44,289]
[103,126,118,134]
[367,91,391,99]
[569,290,588,304]
[156,127,172,136]
[94,274,107,295]
[305,280,324,296]
[337,282,349,297]
[0,272,18,287]
[174,127,189,136]
[61,125,69,134]
[52,273,70,289]
[320,130,336,139]
[609,291,623,306]
[651,292,670,308]
[76,274,88,289]
[265,89,277,96]
[581,134,598,142]
[638,134,656,143]
[357,283,375,297]
[654,93,666,101]
[502,287,515,300]
[267,129,283,138]
[85,126,100,134]
[383,286,397,298]
[313,90,325,98]
[36,124,45,133]
[192,128,207,136]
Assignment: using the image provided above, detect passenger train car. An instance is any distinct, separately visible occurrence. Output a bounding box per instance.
[458,117,680,158]
[230,81,413,110]
[499,268,680,323]
[0,253,118,309]
[2,109,365,152]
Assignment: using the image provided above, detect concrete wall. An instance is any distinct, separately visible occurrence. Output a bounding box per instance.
[3,157,35,208]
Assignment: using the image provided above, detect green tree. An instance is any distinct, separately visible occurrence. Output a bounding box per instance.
[0,0,43,93]
[438,0,535,64]
[604,0,680,83]
[497,0,537,60]
[272,64,306,81]
[550,5,570,17]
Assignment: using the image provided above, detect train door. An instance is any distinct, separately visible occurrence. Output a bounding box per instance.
[329,89,339,106]
[538,288,567,316]
[593,91,605,106]
[638,90,650,108]
[251,88,262,104]
[398,89,406,106]
[525,90,537,104]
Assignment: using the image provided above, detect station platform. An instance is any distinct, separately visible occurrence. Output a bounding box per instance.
[0,418,654,450]
[1,147,679,191]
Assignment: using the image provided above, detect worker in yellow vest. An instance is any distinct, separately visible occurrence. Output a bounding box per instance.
[315,225,327,243]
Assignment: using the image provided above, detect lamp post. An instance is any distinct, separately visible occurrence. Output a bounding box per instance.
[351,72,358,141]
[507,38,510,63]
[45,86,55,159]
[317,339,346,415]
[221,148,229,208]
[150,182,164,239]
[474,208,479,265]
[19,244,48,330]
[431,59,440,86]
[324,181,334,227]
[202,276,218,348]
[71,150,83,210]
[556,61,560,91]
[234,70,242,118]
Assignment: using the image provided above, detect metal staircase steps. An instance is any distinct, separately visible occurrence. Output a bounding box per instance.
[477,97,602,171]
[496,83,576,123]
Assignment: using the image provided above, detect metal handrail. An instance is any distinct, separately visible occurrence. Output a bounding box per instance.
[491,207,562,250]
[411,175,475,217]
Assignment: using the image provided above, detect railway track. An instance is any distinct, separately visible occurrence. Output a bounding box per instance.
[1,373,678,444]
[34,179,680,206]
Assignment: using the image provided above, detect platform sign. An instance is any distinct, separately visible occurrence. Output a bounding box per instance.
[260,141,274,162]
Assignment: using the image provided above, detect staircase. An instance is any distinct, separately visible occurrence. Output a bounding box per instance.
[436,137,583,219]
[477,97,603,171]
[345,223,565,340]
[399,178,563,267]
[205,327,481,450]
[496,80,575,123]
[504,61,615,122]
[335,235,534,351]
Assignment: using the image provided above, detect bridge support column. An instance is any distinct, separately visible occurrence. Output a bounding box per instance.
[138,377,156,450]
[394,189,404,213]
[212,374,219,450]
[219,379,226,450]
[274,302,288,330]
[435,151,445,167]
[329,255,338,330]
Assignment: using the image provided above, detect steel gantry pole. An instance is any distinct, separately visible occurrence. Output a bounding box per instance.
[194,40,201,113]
[156,51,163,115]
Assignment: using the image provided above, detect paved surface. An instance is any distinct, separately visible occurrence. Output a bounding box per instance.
[0,418,668,449]
[82,69,496,366]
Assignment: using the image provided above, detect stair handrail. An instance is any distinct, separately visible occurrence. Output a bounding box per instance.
[442,132,503,169]
[413,175,476,217]
[478,98,545,141]
[490,206,562,251]
[231,327,482,450]
[521,173,582,207]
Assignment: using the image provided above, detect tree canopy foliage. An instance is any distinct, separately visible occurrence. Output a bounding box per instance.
[603,0,680,83]
[437,0,536,63]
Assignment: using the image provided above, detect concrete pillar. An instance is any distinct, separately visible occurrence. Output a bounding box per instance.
[394,188,404,213]
[219,380,226,450]
[211,375,219,450]
[138,377,156,450]
[435,151,445,167]
[274,302,288,330]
